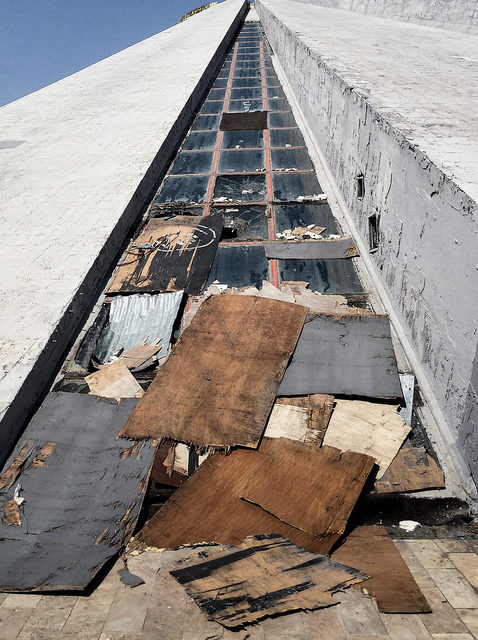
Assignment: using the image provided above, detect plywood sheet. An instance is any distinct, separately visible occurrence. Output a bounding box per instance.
[264,394,334,445]
[132,439,374,555]
[374,444,445,493]
[119,295,307,449]
[220,111,267,130]
[264,237,359,259]
[333,526,431,613]
[278,313,403,399]
[107,214,222,295]
[323,400,411,479]
[171,534,369,629]
[0,393,155,592]
[85,360,144,400]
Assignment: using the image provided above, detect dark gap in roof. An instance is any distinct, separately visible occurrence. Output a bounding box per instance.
[221,111,268,131]
[212,205,269,241]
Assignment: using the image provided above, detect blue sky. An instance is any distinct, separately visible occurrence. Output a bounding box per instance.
[0,1,218,107]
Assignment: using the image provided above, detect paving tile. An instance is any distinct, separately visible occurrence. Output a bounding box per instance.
[406,540,455,569]
[450,554,478,588]
[262,610,307,639]
[0,594,42,609]
[379,612,432,639]
[0,596,8,607]
[426,569,478,609]
[223,624,264,640]
[19,595,77,632]
[98,633,141,640]
[430,635,474,639]
[101,583,151,634]
[181,597,223,640]
[301,607,349,639]
[456,608,478,639]
[0,607,35,640]
[15,630,62,640]
[393,541,436,588]
[419,587,468,635]
[435,540,470,553]
[62,582,117,637]
[336,590,388,637]
[142,569,187,640]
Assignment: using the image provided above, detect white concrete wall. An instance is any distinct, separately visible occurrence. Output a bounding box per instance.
[291,0,478,35]
[256,0,478,490]
[0,0,248,463]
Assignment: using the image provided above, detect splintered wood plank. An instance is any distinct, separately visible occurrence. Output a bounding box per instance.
[263,395,334,446]
[131,439,371,555]
[323,399,410,479]
[170,534,368,629]
[240,441,374,543]
[85,360,144,400]
[107,214,222,295]
[275,394,334,444]
[332,526,431,613]
[119,296,307,449]
[374,443,445,493]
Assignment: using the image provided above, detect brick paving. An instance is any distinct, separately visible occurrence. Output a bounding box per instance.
[2,538,478,639]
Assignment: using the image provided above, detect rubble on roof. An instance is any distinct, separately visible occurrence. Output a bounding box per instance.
[374,443,445,493]
[264,394,334,445]
[85,360,144,400]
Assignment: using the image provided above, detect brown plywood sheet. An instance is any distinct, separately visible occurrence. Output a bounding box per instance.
[374,443,445,493]
[220,111,267,130]
[107,214,222,295]
[264,237,359,260]
[3,500,21,526]
[323,400,410,479]
[333,526,431,613]
[170,534,369,629]
[85,360,144,400]
[119,296,307,449]
[132,439,374,555]
[116,340,162,369]
[264,394,334,445]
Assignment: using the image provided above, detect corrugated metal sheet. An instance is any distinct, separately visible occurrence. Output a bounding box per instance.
[95,291,183,363]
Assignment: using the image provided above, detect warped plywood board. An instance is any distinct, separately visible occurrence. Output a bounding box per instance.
[116,340,162,369]
[85,360,144,400]
[374,444,445,493]
[264,237,359,260]
[171,534,368,629]
[279,313,402,399]
[107,214,222,295]
[0,393,155,592]
[323,400,410,479]
[333,526,431,613]
[119,296,307,449]
[264,395,334,445]
[132,439,374,555]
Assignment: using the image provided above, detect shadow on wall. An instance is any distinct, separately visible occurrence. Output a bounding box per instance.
[459,341,478,485]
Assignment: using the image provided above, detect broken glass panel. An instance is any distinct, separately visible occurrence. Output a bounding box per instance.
[211,205,269,241]
[213,78,228,89]
[154,176,209,204]
[269,128,306,148]
[269,112,298,128]
[230,88,263,100]
[273,172,323,201]
[279,259,363,294]
[232,77,262,88]
[218,149,265,173]
[170,151,214,175]
[214,174,266,202]
[222,129,264,149]
[271,148,314,171]
[191,115,220,131]
[268,99,291,111]
[274,204,340,234]
[207,245,269,289]
[234,68,262,78]
[182,131,218,150]
[208,88,227,100]
[200,101,224,115]
[228,99,263,113]
[267,87,286,99]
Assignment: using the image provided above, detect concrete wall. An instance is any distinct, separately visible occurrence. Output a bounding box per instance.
[256,0,478,491]
[293,0,478,35]
[0,0,248,466]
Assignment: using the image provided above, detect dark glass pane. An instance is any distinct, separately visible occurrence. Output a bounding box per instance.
[170,151,214,175]
[269,112,298,128]
[217,70,230,79]
[222,129,264,149]
[271,148,314,171]
[191,115,220,131]
[272,172,323,201]
[211,205,269,241]
[155,176,209,204]
[269,128,306,147]
[266,75,281,87]
[183,131,218,150]
[208,87,226,100]
[232,77,262,88]
[235,60,261,68]
[218,149,265,172]
[228,99,263,113]
[213,78,227,89]
[268,98,290,111]
[207,245,269,289]
[267,87,286,99]
[214,174,266,202]
[234,68,261,78]
[230,87,262,100]
[274,204,339,234]
[279,259,363,293]
[236,53,261,61]
[200,101,224,115]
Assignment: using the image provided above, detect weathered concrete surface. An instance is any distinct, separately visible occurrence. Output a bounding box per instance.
[292,0,478,35]
[0,0,247,465]
[256,0,478,490]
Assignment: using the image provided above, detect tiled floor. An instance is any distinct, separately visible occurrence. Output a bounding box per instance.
[2,538,478,639]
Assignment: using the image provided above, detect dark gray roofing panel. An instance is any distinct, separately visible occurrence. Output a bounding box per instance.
[0,393,155,592]
[274,204,339,234]
[206,245,269,289]
[264,238,357,260]
[278,314,403,399]
[278,258,363,293]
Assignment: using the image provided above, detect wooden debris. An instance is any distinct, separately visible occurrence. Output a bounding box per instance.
[374,443,445,493]
[171,534,369,629]
[116,339,162,370]
[132,439,374,555]
[323,400,411,479]
[3,500,21,526]
[333,526,431,613]
[119,296,307,449]
[264,395,334,446]
[85,360,144,400]
[150,442,187,487]
[264,237,359,260]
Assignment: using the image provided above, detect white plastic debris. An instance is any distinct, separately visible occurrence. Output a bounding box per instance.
[213,197,231,203]
[225,208,239,213]
[235,145,241,149]
[327,234,341,239]
[285,144,291,147]
[296,194,328,203]
[13,483,25,506]
[211,280,228,291]
[241,189,254,195]
[399,520,421,532]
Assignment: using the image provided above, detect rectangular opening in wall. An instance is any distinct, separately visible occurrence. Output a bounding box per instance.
[355,174,365,199]
[368,213,380,251]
